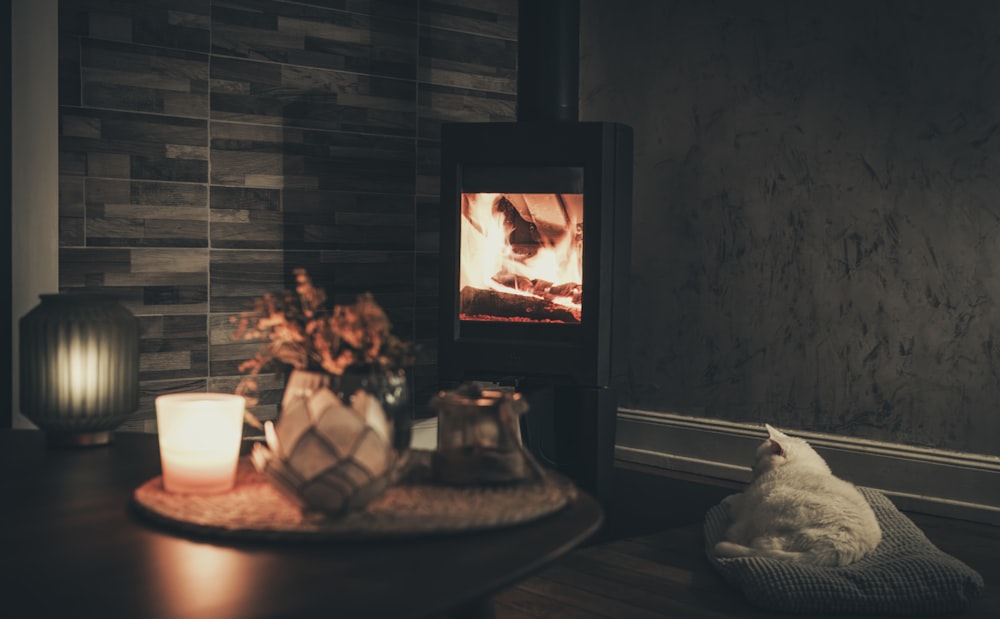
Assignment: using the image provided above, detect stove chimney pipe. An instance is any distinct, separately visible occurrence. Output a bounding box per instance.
[517,0,580,122]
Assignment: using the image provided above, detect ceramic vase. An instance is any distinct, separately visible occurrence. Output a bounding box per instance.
[251,369,400,517]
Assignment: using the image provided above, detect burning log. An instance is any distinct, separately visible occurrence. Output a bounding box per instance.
[531,279,553,295]
[491,275,581,304]
[492,271,535,292]
[508,193,570,245]
[553,286,582,305]
[460,287,580,323]
[548,282,579,297]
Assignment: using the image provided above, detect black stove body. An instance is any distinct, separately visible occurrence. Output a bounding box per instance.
[436,0,633,502]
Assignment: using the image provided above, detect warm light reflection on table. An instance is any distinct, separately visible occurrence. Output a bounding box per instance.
[0,430,603,619]
[150,538,255,619]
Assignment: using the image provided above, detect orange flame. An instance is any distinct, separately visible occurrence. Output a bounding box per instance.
[460,192,584,322]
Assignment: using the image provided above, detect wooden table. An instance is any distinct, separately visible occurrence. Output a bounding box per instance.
[0,430,603,619]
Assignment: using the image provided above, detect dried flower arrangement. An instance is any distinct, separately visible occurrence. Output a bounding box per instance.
[231,268,414,413]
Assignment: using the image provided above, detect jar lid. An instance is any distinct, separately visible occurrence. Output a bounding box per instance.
[430,383,528,417]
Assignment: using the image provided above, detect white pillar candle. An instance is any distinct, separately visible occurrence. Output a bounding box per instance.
[155,393,246,494]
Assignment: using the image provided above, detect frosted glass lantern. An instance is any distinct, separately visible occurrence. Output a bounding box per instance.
[19,293,140,446]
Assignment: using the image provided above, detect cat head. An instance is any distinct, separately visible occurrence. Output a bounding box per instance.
[751,424,831,478]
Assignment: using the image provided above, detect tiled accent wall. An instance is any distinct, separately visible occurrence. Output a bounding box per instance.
[57,0,517,429]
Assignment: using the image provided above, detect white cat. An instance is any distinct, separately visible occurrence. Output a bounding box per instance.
[713,424,882,567]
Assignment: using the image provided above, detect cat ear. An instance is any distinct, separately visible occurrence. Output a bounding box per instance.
[769,438,786,457]
[764,425,787,456]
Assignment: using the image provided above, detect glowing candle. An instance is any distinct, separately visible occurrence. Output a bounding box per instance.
[155,393,246,494]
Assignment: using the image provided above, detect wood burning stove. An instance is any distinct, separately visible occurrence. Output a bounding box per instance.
[439,122,632,388]
[436,0,632,504]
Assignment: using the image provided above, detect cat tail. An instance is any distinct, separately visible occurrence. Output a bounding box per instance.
[713,541,838,565]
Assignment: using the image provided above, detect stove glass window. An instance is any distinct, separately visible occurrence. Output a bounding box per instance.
[458,192,584,324]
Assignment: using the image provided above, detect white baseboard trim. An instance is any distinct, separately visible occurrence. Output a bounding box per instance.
[615,409,1000,525]
[411,410,1000,524]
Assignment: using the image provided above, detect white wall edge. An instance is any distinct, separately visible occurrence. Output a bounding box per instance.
[11,0,60,429]
[615,408,1000,525]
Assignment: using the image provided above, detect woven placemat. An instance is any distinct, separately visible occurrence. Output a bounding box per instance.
[132,450,577,541]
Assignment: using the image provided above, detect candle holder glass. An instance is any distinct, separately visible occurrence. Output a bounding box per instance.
[155,393,246,494]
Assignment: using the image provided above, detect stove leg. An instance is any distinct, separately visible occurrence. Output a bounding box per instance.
[521,382,617,506]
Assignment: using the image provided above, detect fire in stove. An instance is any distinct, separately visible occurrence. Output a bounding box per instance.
[459,191,584,324]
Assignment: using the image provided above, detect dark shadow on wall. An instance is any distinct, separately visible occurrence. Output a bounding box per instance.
[267,90,421,428]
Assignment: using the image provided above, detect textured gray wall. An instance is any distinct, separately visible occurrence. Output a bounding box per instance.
[581,0,1000,455]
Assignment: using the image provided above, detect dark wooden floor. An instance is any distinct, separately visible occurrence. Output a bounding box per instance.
[491,462,999,619]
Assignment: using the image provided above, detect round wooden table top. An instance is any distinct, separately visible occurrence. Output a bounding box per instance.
[0,430,603,619]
